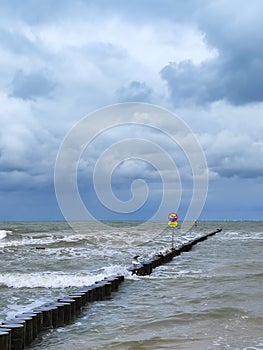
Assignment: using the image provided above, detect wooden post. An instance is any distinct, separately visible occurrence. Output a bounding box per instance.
[0,324,24,350]
[20,312,39,339]
[104,282,112,298]
[57,298,76,320]
[0,330,11,350]
[67,294,83,313]
[33,306,53,330]
[70,291,87,307]
[57,302,71,325]
[13,316,33,346]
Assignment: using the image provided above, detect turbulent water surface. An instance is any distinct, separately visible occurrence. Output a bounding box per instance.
[0,221,262,349]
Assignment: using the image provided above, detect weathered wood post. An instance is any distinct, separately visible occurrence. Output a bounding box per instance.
[0,329,11,350]
[0,324,24,350]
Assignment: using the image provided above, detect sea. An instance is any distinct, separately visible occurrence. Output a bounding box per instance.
[0,221,262,350]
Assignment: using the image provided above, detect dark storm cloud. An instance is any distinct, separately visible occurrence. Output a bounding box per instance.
[161,59,223,105]
[0,0,262,220]
[161,0,263,106]
[10,69,56,100]
[161,53,263,106]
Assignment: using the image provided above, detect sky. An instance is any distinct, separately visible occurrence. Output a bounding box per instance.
[0,0,263,222]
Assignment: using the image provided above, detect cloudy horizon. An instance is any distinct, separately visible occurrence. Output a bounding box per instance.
[1,0,263,222]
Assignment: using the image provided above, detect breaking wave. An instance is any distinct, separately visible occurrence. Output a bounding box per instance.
[0,229,12,240]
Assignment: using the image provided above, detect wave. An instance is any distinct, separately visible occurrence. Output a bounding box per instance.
[0,232,92,248]
[0,230,12,240]
[0,265,131,288]
[220,231,263,241]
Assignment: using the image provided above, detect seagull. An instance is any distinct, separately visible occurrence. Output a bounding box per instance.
[132,255,143,265]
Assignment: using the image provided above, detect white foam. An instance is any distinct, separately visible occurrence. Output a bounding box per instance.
[101,264,132,278]
[0,233,76,248]
[220,231,263,241]
[0,230,12,240]
[0,232,98,248]
[0,265,129,288]
[4,298,52,321]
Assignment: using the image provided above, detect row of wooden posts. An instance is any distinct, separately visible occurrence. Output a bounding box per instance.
[0,275,124,350]
[0,228,222,349]
[128,228,222,275]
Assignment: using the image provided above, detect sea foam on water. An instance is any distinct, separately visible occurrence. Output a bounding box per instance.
[0,230,12,240]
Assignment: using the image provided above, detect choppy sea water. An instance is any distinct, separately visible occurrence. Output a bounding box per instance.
[0,221,262,350]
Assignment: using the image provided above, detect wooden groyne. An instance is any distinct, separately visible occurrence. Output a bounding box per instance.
[0,275,124,350]
[0,228,222,349]
[128,228,222,276]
